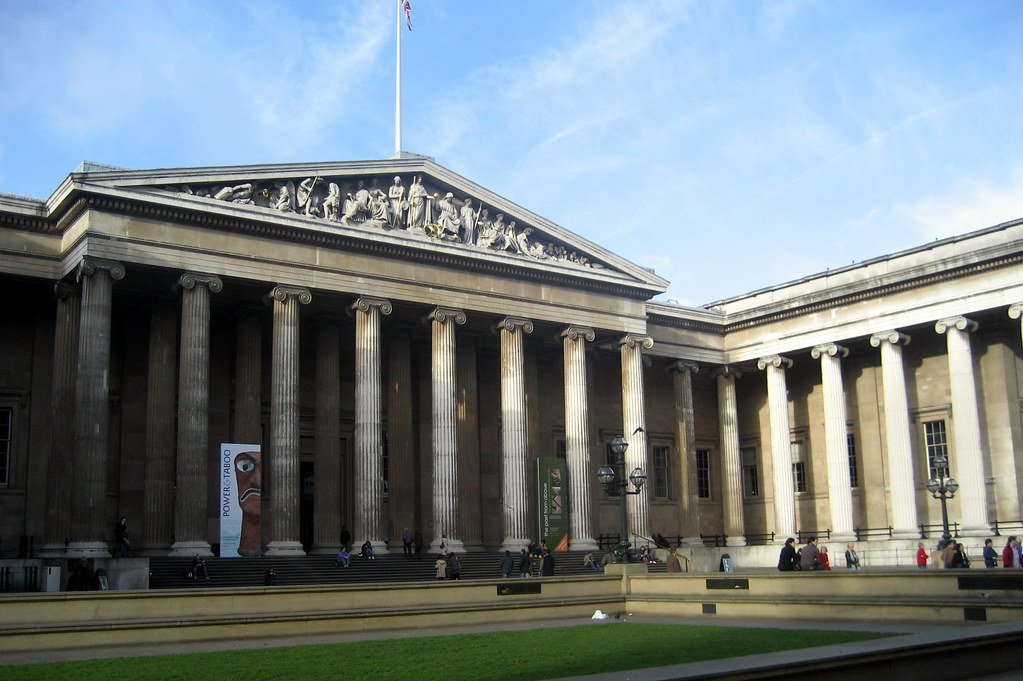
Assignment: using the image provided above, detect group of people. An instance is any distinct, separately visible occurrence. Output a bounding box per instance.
[436,552,462,580]
[778,538,861,571]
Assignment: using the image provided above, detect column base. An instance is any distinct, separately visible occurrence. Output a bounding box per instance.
[829,532,858,544]
[368,540,390,555]
[265,541,306,556]
[64,541,112,558]
[168,541,213,557]
[431,538,465,554]
[309,544,340,556]
[501,536,530,553]
[568,537,600,552]
[678,536,705,548]
[725,537,747,548]
[890,529,921,540]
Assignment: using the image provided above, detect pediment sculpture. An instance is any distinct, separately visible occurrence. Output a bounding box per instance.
[171,174,607,270]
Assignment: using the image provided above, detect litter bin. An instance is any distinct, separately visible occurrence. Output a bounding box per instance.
[719,553,733,572]
[42,566,61,592]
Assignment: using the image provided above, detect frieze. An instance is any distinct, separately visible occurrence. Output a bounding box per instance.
[169,174,610,272]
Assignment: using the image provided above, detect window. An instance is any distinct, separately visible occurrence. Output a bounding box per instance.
[847,433,859,488]
[696,449,711,499]
[0,407,10,487]
[741,446,759,497]
[791,440,806,493]
[925,420,949,478]
[652,445,670,499]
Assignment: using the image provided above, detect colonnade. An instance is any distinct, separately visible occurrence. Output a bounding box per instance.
[40,258,658,557]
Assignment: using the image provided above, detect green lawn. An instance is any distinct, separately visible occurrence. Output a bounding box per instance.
[3,623,895,681]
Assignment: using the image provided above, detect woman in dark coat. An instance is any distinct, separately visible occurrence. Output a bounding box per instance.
[778,537,798,571]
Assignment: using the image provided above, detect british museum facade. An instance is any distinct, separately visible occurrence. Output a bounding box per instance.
[2,158,1023,564]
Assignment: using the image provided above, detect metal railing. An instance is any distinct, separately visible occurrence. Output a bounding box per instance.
[918,522,959,539]
[796,529,831,543]
[854,526,893,541]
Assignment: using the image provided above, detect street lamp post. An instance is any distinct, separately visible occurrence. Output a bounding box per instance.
[925,453,959,550]
[596,436,647,563]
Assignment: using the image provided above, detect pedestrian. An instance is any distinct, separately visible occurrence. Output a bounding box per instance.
[1002,536,1021,568]
[778,537,798,572]
[666,547,682,573]
[500,550,516,577]
[191,553,209,580]
[413,530,424,560]
[983,538,999,568]
[263,567,277,585]
[916,542,929,569]
[949,543,970,569]
[940,541,956,568]
[113,517,131,557]
[435,554,448,580]
[334,546,350,567]
[540,549,555,576]
[360,540,375,559]
[799,537,821,571]
[339,525,351,550]
[447,553,462,580]
[519,548,532,578]
[819,545,832,570]
[583,551,601,571]
[844,543,861,570]
[402,527,414,560]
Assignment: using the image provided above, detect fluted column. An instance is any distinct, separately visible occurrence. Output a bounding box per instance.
[562,326,598,551]
[669,360,703,545]
[311,316,342,554]
[757,355,796,539]
[233,312,263,444]
[457,336,483,551]
[170,273,223,556]
[870,330,919,538]
[1010,304,1023,345]
[810,343,855,541]
[353,296,392,554]
[142,302,177,554]
[429,307,466,553]
[619,334,653,543]
[498,317,534,551]
[716,367,746,546]
[68,258,125,556]
[935,316,990,533]
[265,285,312,555]
[41,282,79,556]
[387,329,416,548]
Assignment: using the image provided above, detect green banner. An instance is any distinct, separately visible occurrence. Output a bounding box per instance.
[538,457,568,551]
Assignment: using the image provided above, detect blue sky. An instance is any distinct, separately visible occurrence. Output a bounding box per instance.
[1,1,1020,305]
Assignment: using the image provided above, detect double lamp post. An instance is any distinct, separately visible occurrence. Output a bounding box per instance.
[596,435,647,563]
[926,452,959,550]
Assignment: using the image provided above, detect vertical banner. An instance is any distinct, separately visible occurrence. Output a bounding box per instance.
[220,443,262,557]
[538,457,569,551]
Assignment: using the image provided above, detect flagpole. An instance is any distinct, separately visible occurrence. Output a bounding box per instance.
[394,0,402,156]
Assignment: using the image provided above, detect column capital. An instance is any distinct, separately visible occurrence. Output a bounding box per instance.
[714,365,742,379]
[176,272,223,293]
[668,360,700,374]
[560,325,595,342]
[811,343,848,360]
[757,355,792,370]
[427,306,466,325]
[267,285,312,305]
[53,280,79,300]
[76,257,125,282]
[494,316,534,334]
[935,316,978,334]
[1009,304,1023,320]
[870,330,911,347]
[351,296,393,315]
[618,333,653,350]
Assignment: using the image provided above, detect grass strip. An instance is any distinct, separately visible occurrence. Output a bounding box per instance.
[3,622,896,681]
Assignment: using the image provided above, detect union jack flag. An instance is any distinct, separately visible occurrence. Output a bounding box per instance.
[403,0,412,31]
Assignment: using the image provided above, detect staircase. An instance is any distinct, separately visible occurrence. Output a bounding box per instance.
[149,550,623,589]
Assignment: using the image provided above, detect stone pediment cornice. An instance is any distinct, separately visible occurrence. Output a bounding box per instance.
[33,159,667,299]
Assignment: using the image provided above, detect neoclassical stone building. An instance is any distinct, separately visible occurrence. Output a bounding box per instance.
[2,158,1022,564]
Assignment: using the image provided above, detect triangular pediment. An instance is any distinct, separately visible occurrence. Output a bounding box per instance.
[55,159,668,296]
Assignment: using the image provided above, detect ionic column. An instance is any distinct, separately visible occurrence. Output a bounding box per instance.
[869,331,919,538]
[265,285,311,555]
[619,334,653,542]
[68,258,125,556]
[170,272,223,556]
[41,282,79,556]
[757,355,796,539]
[496,317,534,551]
[429,306,466,553]
[311,316,342,555]
[935,316,990,533]
[352,296,392,554]
[716,366,746,546]
[810,343,855,542]
[457,335,483,551]
[563,326,598,551]
[1010,304,1023,345]
[142,302,177,554]
[669,360,703,546]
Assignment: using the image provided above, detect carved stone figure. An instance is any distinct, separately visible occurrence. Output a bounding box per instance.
[436,192,461,238]
[273,181,296,212]
[459,198,477,245]
[213,183,255,204]
[322,183,341,222]
[388,176,406,228]
[406,176,428,231]
[340,192,360,225]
